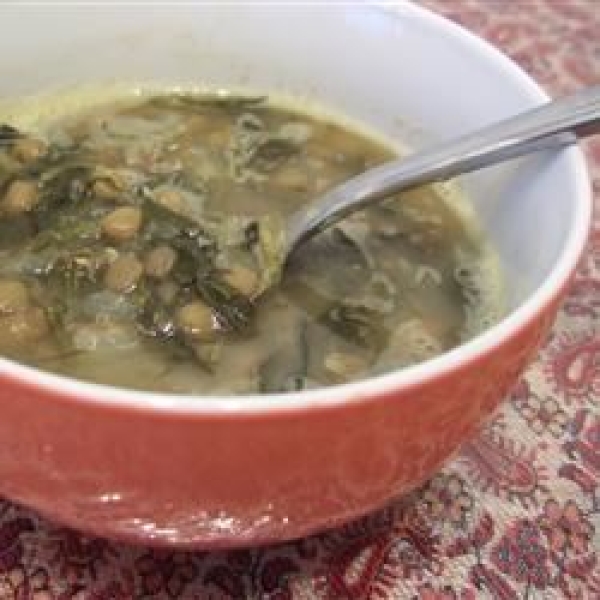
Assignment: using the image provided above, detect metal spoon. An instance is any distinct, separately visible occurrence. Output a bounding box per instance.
[285,85,600,257]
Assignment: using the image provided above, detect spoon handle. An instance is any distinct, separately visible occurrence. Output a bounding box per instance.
[287,85,600,251]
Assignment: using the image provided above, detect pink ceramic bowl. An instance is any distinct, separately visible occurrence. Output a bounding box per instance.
[0,4,592,548]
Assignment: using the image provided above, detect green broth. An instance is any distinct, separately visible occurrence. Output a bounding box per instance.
[0,91,504,394]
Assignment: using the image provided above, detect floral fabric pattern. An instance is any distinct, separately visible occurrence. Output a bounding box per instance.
[0,1,598,598]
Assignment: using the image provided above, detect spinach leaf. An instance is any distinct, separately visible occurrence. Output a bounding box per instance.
[249,137,299,171]
[0,124,22,146]
[321,304,388,352]
[195,272,255,333]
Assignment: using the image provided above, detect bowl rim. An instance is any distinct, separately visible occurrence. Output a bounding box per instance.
[0,2,592,415]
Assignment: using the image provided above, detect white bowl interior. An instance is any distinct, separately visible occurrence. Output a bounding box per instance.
[0,3,590,410]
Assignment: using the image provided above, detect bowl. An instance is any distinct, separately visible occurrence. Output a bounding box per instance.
[0,3,591,548]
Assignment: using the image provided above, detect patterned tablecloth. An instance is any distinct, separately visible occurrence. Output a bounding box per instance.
[0,1,598,598]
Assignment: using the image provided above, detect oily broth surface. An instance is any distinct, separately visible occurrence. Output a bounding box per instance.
[0,89,504,394]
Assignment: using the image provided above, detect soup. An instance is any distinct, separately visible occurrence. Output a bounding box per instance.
[0,90,504,394]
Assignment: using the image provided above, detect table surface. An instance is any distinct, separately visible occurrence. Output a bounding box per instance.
[0,1,598,598]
